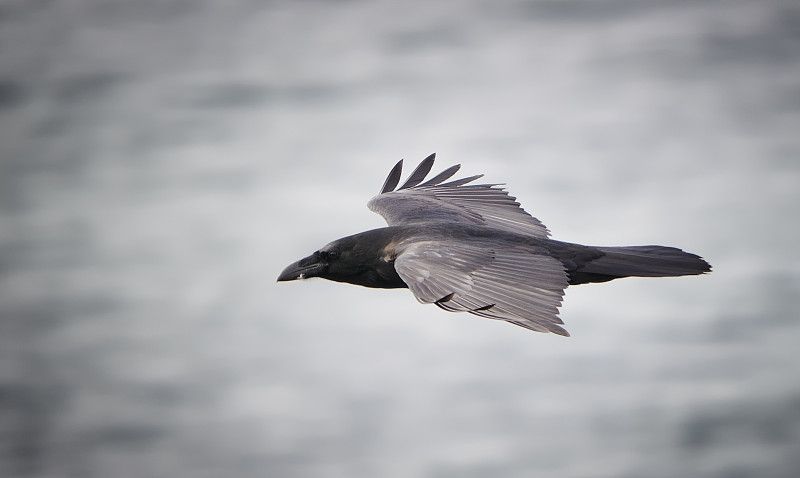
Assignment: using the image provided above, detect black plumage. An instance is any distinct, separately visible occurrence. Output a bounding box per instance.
[277,154,711,336]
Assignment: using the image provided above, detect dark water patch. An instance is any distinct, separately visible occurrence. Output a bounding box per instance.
[173,83,273,110]
[0,300,63,345]
[515,0,688,22]
[383,24,468,54]
[0,79,28,109]
[7,127,97,181]
[581,2,800,85]
[772,3,800,40]
[284,82,352,103]
[0,0,53,23]
[0,222,98,271]
[0,383,70,478]
[80,423,165,449]
[430,462,518,478]
[87,0,200,27]
[31,113,71,138]
[682,396,800,448]
[54,73,127,104]
[680,392,800,477]
[699,22,800,69]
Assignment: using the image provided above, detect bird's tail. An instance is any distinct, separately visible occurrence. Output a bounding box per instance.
[569,245,711,285]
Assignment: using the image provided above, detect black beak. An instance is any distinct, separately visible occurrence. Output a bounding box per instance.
[277,254,325,282]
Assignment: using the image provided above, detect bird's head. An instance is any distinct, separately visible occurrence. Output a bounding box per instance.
[277,240,348,282]
[276,229,407,288]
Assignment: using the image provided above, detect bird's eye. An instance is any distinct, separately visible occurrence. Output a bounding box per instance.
[318,248,339,260]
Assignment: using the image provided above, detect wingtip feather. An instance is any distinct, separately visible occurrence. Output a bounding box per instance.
[440,174,484,187]
[419,164,462,187]
[380,159,404,194]
[398,154,436,190]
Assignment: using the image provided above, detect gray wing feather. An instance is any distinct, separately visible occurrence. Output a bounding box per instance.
[418,164,461,187]
[369,155,550,237]
[394,241,570,335]
[379,159,404,194]
[398,153,436,190]
[437,174,484,188]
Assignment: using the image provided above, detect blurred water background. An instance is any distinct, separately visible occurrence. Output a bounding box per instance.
[2,0,800,477]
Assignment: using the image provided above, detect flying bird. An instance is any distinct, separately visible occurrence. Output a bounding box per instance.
[277,154,711,336]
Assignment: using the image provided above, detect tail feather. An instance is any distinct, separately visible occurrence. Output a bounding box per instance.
[569,245,711,285]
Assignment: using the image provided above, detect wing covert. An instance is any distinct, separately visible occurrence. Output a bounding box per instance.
[394,240,570,335]
[368,154,550,237]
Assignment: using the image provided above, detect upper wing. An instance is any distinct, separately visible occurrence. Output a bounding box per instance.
[367,154,550,238]
[393,239,570,336]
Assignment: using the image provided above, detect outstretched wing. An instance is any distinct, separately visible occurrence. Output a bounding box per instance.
[368,154,550,238]
[393,239,570,336]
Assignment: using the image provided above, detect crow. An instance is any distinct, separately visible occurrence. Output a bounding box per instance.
[277,154,711,336]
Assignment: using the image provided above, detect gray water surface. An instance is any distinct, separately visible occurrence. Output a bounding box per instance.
[2,1,800,477]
